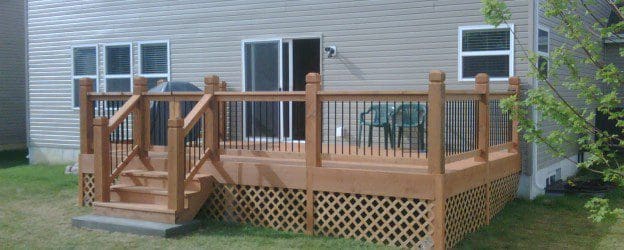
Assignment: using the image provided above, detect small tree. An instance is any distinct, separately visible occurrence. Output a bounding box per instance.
[482,0,624,222]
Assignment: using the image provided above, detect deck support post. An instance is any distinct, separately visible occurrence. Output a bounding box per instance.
[78,78,94,206]
[475,73,491,224]
[428,70,446,250]
[167,118,185,212]
[93,117,111,203]
[508,77,521,153]
[304,72,322,235]
[204,75,220,161]
[133,77,148,157]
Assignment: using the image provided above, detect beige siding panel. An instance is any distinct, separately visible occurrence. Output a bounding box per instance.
[27,0,530,149]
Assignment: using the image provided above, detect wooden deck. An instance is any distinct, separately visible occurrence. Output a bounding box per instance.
[77,72,522,249]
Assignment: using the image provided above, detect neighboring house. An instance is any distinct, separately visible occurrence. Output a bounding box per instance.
[0,0,26,151]
[25,0,618,198]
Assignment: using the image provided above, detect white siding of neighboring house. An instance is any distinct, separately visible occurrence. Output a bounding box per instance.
[0,0,27,151]
[26,0,530,164]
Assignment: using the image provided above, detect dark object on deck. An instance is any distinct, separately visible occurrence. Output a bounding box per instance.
[149,81,201,146]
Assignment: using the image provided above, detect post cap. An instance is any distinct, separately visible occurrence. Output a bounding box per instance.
[93,117,109,126]
[79,78,93,87]
[204,75,220,85]
[168,118,184,128]
[305,73,321,84]
[475,73,490,85]
[133,77,148,86]
[509,76,520,86]
[429,70,446,83]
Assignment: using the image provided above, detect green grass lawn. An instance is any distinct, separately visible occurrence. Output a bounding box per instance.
[0,149,623,249]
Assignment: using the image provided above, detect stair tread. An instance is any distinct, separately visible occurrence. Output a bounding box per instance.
[93,201,175,214]
[121,170,210,180]
[111,184,199,195]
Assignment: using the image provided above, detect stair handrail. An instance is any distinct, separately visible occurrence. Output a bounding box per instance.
[181,93,214,186]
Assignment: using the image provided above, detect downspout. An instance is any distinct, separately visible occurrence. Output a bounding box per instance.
[24,1,30,156]
[529,0,541,196]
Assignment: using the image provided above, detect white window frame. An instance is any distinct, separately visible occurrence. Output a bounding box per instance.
[458,24,515,81]
[71,44,99,109]
[537,26,550,73]
[104,42,133,92]
[138,40,171,81]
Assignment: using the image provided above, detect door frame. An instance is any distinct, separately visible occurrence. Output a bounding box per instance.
[240,34,323,142]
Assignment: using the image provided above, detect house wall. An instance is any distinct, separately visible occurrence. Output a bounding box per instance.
[26,0,531,164]
[0,0,27,151]
[527,0,613,198]
[606,43,624,67]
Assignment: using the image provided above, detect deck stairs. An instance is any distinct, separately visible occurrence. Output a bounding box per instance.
[92,152,215,224]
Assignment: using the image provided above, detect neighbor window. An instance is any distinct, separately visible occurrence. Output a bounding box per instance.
[459,25,514,81]
[104,43,132,92]
[537,27,549,79]
[139,41,170,89]
[72,46,98,108]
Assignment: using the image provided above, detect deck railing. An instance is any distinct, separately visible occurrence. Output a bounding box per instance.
[79,70,520,248]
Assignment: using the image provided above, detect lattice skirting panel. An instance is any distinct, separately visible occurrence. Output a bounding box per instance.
[490,173,520,218]
[445,184,488,249]
[201,183,307,233]
[81,173,95,206]
[314,191,435,249]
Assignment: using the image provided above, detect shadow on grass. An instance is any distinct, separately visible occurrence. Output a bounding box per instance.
[189,219,308,240]
[0,149,28,169]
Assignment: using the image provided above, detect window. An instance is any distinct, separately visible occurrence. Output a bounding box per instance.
[458,25,514,81]
[139,41,170,90]
[104,43,132,92]
[72,45,98,108]
[537,27,549,79]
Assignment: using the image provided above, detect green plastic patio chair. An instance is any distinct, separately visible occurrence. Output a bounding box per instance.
[392,103,427,150]
[357,104,395,149]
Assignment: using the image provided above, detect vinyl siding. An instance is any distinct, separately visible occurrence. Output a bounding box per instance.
[0,0,26,149]
[606,43,624,68]
[27,0,530,150]
[536,0,612,169]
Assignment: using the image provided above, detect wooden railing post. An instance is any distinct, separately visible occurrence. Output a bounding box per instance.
[428,71,446,174]
[428,70,446,250]
[78,78,94,206]
[204,75,220,161]
[305,72,322,235]
[167,118,185,211]
[93,117,111,202]
[80,78,95,154]
[508,77,521,153]
[475,73,490,162]
[475,73,491,224]
[133,77,148,156]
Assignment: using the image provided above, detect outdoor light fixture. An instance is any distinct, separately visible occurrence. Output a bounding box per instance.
[324,46,337,58]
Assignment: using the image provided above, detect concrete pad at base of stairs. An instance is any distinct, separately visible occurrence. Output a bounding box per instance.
[72,214,201,237]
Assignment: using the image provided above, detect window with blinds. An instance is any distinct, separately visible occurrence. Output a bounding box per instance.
[537,28,549,79]
[72,46,98,108]
[459,25,514,81]
[105,44,132,92]
[139,41,169,90]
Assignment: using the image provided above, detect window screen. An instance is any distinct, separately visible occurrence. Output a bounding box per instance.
[72,46,97,108]
[538,29,549,53]
[105,44,131,92]
[537,28,549,78]
[459,26,513,80]
[139,42,169,90]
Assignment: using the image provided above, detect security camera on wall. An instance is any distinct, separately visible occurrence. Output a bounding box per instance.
[324,46,336,58]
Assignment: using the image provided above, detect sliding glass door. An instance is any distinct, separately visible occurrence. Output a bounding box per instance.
[243,39,283,140]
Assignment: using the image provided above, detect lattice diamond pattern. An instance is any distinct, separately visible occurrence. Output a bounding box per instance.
[445,185,487,249]
[202,183,307,233]
[314,191,434,249]
[82,173,95,206]
[490,173,519,218]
